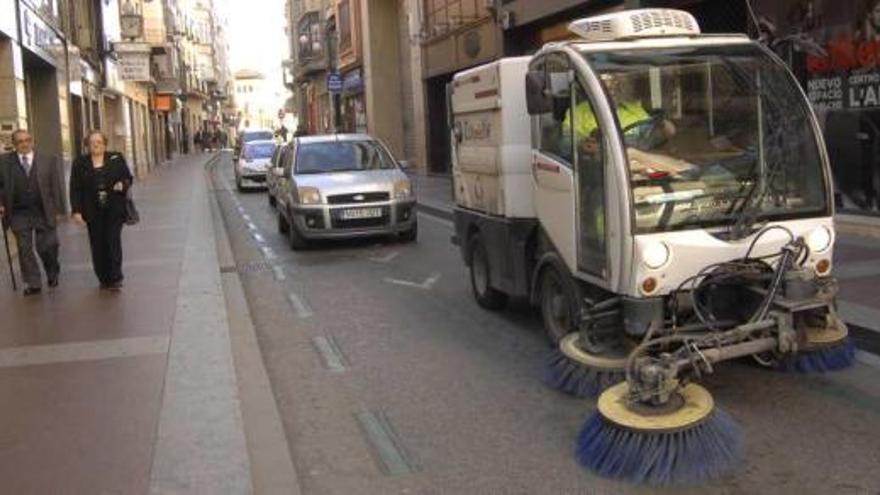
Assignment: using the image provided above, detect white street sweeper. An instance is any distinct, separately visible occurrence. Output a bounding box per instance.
[449,8,853,485]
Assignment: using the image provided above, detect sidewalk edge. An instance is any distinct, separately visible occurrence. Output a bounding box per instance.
[206,156,303,495]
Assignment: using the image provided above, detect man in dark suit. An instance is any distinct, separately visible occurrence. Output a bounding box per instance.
[0,129,67,295]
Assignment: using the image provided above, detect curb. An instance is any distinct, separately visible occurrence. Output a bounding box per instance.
[205,156,303,495]
[416,201,454,222]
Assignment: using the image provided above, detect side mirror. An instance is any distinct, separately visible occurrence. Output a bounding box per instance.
[526,70,552,115]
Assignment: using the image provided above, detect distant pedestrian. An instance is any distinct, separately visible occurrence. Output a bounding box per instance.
[194,129,203,152]
[277,125,289,142]
[70,130,133,291]
[0,129,66,296]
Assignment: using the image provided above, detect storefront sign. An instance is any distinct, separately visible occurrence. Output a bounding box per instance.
[115,42,152,81]
[327,71,343,94]
[153,94,173,112]
[19,2,63,67]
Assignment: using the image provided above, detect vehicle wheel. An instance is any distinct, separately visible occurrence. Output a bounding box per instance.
[236,176,244,192]
[277,211,289,234]
[288,216,308,250]
[399,221,418,243]
[469,234,507,310]
[268,193,276,207]
[539,265,580,344]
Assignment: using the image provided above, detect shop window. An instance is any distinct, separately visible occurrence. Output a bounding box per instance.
[422,0,489,39]
[338,1,352,53]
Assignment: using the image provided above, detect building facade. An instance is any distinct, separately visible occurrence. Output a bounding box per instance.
[0,0,231,186]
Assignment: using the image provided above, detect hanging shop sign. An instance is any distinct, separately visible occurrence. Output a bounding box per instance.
[115,42,152,82]
[18,2,63,66]
[342,68,364,94]
[153,94,173,112]
[327,71,343,94]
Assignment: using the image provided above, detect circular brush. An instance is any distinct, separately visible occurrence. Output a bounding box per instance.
[576,382,742,486]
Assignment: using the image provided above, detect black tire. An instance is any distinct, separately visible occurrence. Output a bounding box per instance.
[469,234,507,310]
[399,221,418,243]
[268,192,276,207]
[277,211,289,234]
[236,175,244,192]
[539,265,580,344]
[288,214,308,250]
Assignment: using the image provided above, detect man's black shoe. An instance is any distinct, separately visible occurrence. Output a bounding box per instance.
[48,274,59,288]
[23,287,42,296]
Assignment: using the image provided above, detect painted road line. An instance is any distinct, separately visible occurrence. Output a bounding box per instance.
[273,265,287,281]
[0,336,169,368]
[384,272,441,290]
[838,301,880,333]
[252,232,265,243]
[354,411,418,476]
[246,222,258,231]
[287,292,313,319]
[260,246,278,260]
[856,350,880,369]
[242,214,252,222]
[311,336,348,372]
[369,251,399,263]
[417,212,453,229]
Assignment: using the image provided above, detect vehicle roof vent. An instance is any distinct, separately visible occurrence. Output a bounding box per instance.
[569,9,700,42]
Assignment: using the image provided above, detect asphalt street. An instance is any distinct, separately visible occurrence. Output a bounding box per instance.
[209,154,880,495]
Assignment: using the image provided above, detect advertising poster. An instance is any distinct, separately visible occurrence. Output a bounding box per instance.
[755,0,880,213]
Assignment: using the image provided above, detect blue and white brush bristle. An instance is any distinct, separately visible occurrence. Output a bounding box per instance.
[543,348,625,398]
[777,339,856,373]
[576,408,742,486]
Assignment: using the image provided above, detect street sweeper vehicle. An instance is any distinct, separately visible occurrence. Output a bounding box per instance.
[450,8,854,486]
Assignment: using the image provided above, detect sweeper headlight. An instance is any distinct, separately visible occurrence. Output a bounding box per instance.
[807,226,832,254]
[642,241,671,270]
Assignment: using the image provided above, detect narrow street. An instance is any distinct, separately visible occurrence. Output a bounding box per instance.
[209,153,880,494]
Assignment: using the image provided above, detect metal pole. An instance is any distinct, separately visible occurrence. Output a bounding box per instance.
[1,216,18,291]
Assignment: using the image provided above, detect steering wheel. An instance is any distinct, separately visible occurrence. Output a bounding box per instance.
[622,114,668,150]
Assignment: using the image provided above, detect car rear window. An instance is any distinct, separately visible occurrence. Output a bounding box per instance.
[296,141,396,174]
[242,131,273,142]
[244,142,276,159]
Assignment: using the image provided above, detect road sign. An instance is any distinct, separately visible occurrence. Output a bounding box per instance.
[327,71,343,94]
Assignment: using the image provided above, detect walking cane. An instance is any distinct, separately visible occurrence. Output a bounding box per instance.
[1,215,17,291]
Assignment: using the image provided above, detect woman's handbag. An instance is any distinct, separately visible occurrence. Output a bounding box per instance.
[124,189,140,226]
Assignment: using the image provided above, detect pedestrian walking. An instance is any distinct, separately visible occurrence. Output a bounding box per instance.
[69,130,133,291]
[0,129,66,296]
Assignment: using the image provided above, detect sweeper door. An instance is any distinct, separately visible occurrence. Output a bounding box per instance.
[528,52,612,282]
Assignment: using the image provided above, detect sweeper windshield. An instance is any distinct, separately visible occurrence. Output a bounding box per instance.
[580,44,830,234]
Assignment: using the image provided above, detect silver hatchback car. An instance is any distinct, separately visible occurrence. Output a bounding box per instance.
[273,134,417,249]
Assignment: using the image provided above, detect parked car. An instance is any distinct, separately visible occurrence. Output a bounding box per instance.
[274,134,417,249]
[234,128,274,159]
[235,139,276,191]
[266,141,291,207]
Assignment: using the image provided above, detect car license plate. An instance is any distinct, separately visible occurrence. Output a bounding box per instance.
[340,208,382,220]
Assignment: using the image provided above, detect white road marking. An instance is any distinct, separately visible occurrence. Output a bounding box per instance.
[311,336,348,372]
[287,292,313,318]
[242,214,252,222]
[252,232,265,243]
[417,212,453,229]
[273,265,286,281]
[384,272,441,290]
[260,246,277,260]
[370,251,399,263]
[247,222,258,231]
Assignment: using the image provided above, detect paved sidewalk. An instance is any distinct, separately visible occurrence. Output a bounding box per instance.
[412,173,880,354]
[0,153,255,493]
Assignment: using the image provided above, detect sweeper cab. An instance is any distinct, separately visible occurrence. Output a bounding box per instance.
[450,8,853,485]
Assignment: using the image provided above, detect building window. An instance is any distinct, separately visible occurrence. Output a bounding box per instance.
[298,12,322,60]
[338,0,352,52]
[422,0,488,39]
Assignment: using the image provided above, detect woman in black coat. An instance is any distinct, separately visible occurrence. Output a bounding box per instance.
[70,130,133,290]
